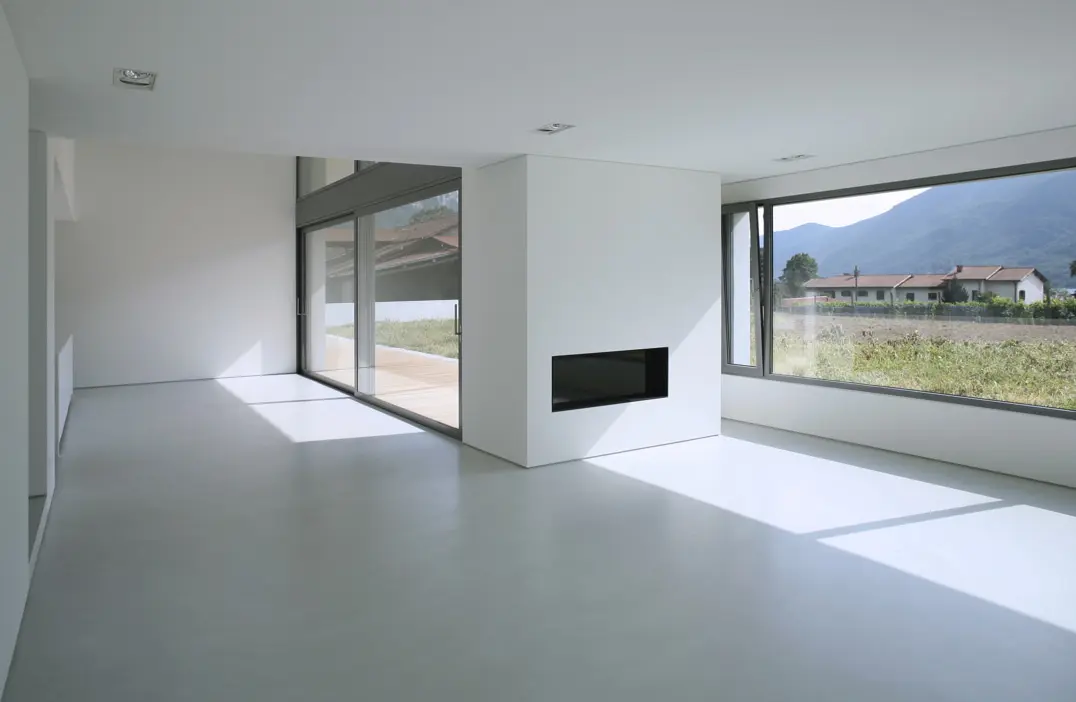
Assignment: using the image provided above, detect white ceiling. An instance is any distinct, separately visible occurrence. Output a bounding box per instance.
[6,0,1076,181]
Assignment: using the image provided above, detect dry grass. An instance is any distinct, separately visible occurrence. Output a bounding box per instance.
[774,328,1076,410]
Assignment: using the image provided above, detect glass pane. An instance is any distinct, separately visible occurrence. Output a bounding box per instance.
[298,157,356,197]
[726,211,758,366]
[770,169,1076,411]
[303,219,357,389]
[359,191,461,427]
[759,204,768,364]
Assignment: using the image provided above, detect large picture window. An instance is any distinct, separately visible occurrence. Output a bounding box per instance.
[725,162,1076,417]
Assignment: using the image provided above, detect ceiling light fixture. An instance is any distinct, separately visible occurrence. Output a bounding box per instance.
[113,68,157,90]
[536,123,576,135]
[774,154,815,163]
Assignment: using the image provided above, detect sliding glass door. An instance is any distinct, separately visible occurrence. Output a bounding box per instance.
[298,183,461,432]
[301,217,358,390]
[364,192,460,428]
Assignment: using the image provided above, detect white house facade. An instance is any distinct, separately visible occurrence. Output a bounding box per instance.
[804,265,1047,303]
[948,265,1047,303]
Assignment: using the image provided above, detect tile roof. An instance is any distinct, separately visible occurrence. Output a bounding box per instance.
[803,266,1045,292]
[986,267,1037,282]
[804,274,911,289]
[898,274,949,288]
[948,265,1002,280]
[374,216,458,244]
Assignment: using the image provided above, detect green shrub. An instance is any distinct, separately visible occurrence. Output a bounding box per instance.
[802,297,1076,320]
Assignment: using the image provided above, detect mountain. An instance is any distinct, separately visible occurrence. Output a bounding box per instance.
[772,170,1076,287]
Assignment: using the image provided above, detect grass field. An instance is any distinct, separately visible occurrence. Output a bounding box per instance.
[328,320,458,359]
[773,313,1076,410]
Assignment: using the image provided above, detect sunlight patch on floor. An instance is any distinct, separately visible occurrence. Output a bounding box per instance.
[250,398,423,443]
[216,375,423,442]
[215,375,346,404]
[587,436,999,534]
[822,505,1076,634]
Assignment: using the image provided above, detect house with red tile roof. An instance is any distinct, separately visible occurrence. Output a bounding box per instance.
[804,265,1047,303]
[948,265,1047,302]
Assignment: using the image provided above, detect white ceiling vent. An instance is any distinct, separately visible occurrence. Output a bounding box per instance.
[536,123,576,135]
[773,153,814,163]
[113,68,157,90]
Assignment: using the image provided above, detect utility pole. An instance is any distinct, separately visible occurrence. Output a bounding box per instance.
[853,265,860,316]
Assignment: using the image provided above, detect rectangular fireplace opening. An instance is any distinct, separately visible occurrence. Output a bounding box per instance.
[551,347,669,412]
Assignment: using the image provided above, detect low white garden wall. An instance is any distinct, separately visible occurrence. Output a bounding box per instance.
[325,300,457,325]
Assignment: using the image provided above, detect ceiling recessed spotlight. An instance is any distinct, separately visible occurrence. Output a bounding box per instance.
[774,154,815,163]
[113,68,157,90]
[536,123,576,135]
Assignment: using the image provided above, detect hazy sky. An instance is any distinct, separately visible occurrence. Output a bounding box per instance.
[773,188,929,232]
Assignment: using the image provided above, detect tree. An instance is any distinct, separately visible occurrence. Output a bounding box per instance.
[772,279,788,305]
[1070,259,1076,278]
[409,205,457,225]
[778,253,819,298]
[942,278,969,303]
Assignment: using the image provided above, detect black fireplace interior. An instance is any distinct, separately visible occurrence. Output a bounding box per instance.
[551,347,669,412]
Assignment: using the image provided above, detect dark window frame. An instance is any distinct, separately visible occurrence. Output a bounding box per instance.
[720,205,764,377]
[722,156,1076,422]
[296,157,362,200]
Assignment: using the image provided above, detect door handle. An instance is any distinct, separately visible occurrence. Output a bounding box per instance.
[454,303,461,336]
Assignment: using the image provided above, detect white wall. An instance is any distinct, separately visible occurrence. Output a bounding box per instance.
[0,5,29,697]
[722,129,1076,488]
[28,131,55,499]
[806,288,896,301]
[724,375,1076,488]
[984,280,1016,300]
[899,288,940,302]
[375,300,456,322]
[57,141,295,387]
[51,136,76,222]
[525,157,723,466]
[460,158,529,466]
[57,335,74,445]
[1018,276,1045,303]
[462,156,722,467]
